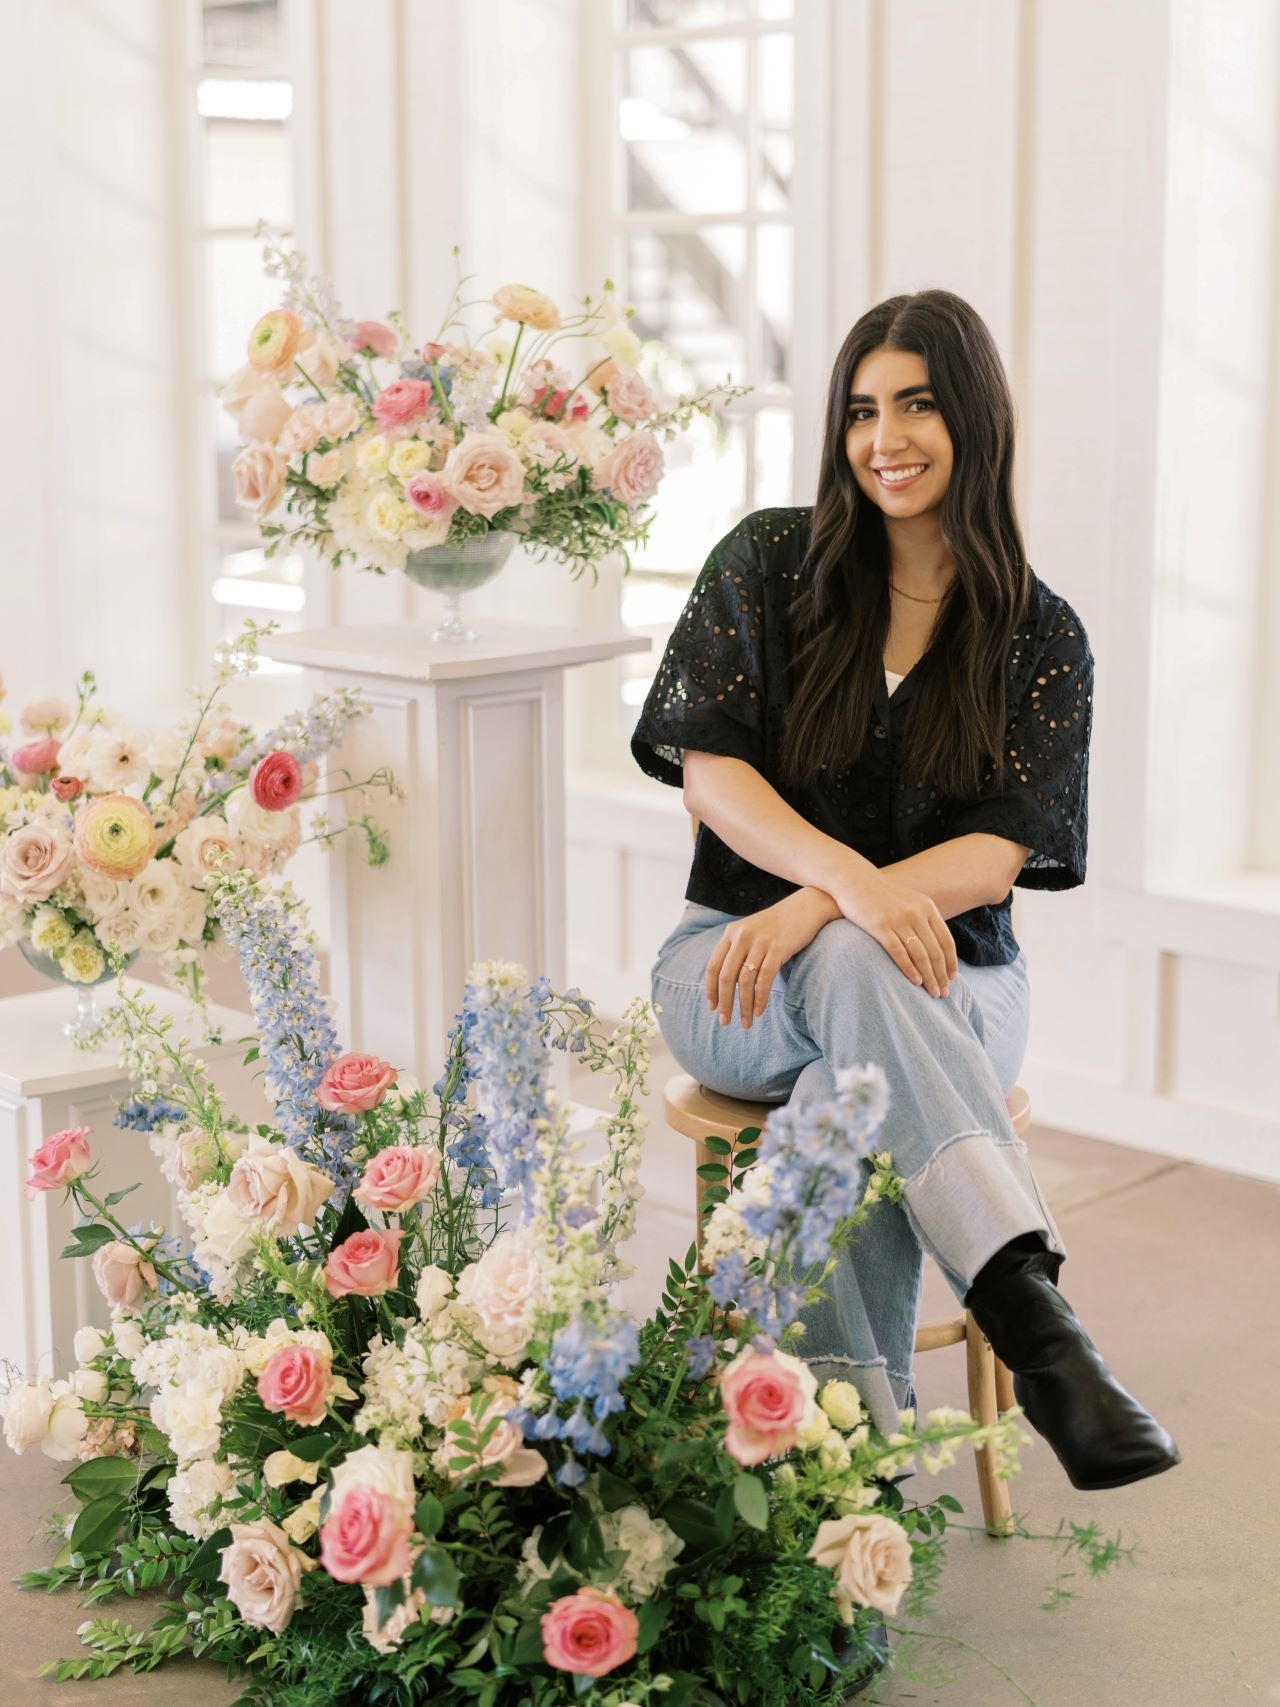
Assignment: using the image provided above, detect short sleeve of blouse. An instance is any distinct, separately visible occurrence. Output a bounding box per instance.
[945,596,1094,890]
[630,517,767,789]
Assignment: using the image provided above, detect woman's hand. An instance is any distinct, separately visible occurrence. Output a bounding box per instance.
[828,862,958,997]
[705,887,841,1028]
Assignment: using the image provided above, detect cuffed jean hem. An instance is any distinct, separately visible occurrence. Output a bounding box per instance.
[897,1128,1068,1303]
[798,1353,913,1442]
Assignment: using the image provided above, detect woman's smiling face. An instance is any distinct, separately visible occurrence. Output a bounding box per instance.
[845,346,953,513]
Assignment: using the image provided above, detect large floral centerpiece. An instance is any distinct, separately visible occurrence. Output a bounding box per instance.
[222,225,750,587]
[0,623,397,1023]
[0,873,1111,1706]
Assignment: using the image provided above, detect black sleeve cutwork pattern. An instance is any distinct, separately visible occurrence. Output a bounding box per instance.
[630,516,768,789]
[945,597,1094,890]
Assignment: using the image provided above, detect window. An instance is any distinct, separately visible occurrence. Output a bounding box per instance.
[603,0,797,730]
[196,0,305,653]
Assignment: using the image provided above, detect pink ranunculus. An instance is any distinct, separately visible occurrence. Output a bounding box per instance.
[591,430,664,508]
[25,1126,91,1200]
[91,1241,158,1310]
[232,442,288,518]
[420,341,448,363]
[371,379,434,432]
[348,320,398,360]
[718,1350,812,1466]
[354,1146,441,1214]
[403,472,458,522]
[316,1052,398,1114]
[238,385,293,444]
[257,1344,333,1428]
[540,1586,639,1679]
[250,751,304,812]
[50,775,83,802]
[319,1487,414,1586]
[11,736,60,774]
[324,1228,404,1299]
[601,369,657,424]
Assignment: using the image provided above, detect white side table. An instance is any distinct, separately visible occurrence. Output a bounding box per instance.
[0,981,259,1381]
[264,620,651,1076]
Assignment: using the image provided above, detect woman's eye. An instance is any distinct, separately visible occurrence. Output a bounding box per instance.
[846,399,934,422]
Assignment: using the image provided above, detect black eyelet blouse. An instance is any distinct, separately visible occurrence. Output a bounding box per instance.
[629,505,1094,967]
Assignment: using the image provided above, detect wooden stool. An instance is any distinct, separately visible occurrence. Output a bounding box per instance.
[661,1073,1033,1538]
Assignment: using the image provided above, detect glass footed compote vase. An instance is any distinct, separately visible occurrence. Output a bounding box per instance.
[403,530,519,642]
[19,939,138,1043]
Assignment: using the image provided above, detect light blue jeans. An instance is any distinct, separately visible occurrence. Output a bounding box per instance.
[652,902,1066,1436]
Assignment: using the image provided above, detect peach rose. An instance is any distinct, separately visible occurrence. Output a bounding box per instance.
[441,432,527,518]
[277,405,325,456]
[582,357,620,396]
[219,1516,315,1633]
[226,1138,334,1234]
[306,449,343,488]
[354,1146,441,1213]
[295,331,344,388]
[247,308,304,374]
[371,379,434,432]
[25,1126,91,1199]
[492,284,560,331]
[318,394,361,441]
[250,751,304,811]
[91,1241,158,1310]
[807,1512,914,1619]
[232,442,288,518]
[238,385,293,444]
[0,819,75,901]
[540,1586,638,1678]
[319,1487,414,1587]
[442,1393,547,1488]
[325,1228,404,1298]
[257,1344,335,1428]
[718,1348,816,1466]
[602,369,657,424]
[348,320,398,359]
[172,815,238,888]
[591,430,663,508]
[316,1052,397,1114]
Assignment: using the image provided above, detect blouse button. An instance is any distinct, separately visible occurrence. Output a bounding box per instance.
[872,723,886,740]
[863,804,880,820]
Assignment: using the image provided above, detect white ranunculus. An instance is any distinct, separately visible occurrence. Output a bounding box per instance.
[84,729,151,794]
[168,1458,236,1539]
[74,1326,108,1365]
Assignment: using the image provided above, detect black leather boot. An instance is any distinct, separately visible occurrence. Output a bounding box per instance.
[963,1234,1182,1492]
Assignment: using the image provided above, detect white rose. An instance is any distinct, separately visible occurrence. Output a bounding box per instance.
[3,1381,55,1453]
[415,1264,454,1320]
[74,1326,108,1365]
[196,1187,260,1266]
[111,1318,146,1360]
[263,1449,322,1489]
[168,1458,236,1539]
[72,1368,109,1404]
[44,1382,89,1461]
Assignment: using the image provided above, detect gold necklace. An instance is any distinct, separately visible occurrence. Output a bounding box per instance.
[890,581,946,604]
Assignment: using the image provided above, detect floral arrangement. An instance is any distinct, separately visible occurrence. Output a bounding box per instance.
[2,880,1125,1704]
[221,225,750,580]
[0,623,398,1006]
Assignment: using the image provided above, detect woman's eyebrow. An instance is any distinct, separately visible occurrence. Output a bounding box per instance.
[847,384,933,403]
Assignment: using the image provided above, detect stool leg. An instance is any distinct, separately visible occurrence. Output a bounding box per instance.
[994,1354,1016,1415]
[965,1311,1014,1539]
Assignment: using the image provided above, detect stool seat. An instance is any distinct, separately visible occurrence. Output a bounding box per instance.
[661,1069,1033,1537]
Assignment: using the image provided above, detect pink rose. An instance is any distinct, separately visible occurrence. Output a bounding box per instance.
[238,385,293,444]
[602,370,657,424]
[420,341,448,363]
[404,472,458,522]
[372,379,434,431]
[257,1344,334,1428]
[232,442,288,518]
[317,395,361,442]
[319,1487,413,1586]
[354,1146,441,1213]
[591,430,663,508]
[325,1228,404,1298]
[0,819,75,902]
[250,751,304,812]
[50,775,83,802]
[25,1126,91,1199]
[540,1586,638,1678]
[91,1241,158,1310]
[441,432,527,519]
[349,320,398,359]
[316,1052,398,1114]
[718,1349,811,1466]
[220,1517,314,1632]
[11,736,60,774]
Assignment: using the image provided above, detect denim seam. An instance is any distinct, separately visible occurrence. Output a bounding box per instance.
[801,1353,889,1373]
[896,1127,1025,1192]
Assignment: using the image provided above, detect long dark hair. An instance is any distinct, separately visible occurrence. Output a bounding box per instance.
[782,289,1030,800]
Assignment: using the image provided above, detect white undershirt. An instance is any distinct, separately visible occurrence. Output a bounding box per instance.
[885,668,905,695]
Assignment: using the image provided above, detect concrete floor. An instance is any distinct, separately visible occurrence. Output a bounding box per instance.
[3,1036,1277,1705]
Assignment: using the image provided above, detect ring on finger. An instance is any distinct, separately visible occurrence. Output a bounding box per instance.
[743,960,759,973]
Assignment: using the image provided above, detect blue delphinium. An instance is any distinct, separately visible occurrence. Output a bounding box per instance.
[545,1308,641,1426]
[207,690,367,798]
[460,968,557,1224]
[114,1096,187,1132]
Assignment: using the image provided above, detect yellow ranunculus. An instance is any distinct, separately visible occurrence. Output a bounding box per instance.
[73,794,157,880]
[493,409,533,444]
[61,932,106,983]
[365,492,410,541]
[246,308,304,373]
[388,439,432,478]
[355,434,391,475]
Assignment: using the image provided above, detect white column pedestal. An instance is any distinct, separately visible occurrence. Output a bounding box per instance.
[264,620,650,1077]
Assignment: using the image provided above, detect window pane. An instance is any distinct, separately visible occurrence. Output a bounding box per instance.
[202,117,291,228]
[629,412,747,576]
[621,577,691,627]
[756,30,793,212]
[753,408,793,508]
[754,0,794,17]
[202,0,284,73]
[623,40,747,216]
[627,226,748,392]
[756,223,793,386]
[205,234,280,380]
[624,0,749,26]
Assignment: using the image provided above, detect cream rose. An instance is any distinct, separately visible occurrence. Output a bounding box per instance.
[807,1512,913,1619]
[441,432,527,518]
[173,815,239,887]
[454,1231,544,1358]
[239,385,293,444]
[0,819,74,902]
[591,430,663,508]
[219,1517,315,1634]
[226,1137,334,1234]
[232,443,288,519]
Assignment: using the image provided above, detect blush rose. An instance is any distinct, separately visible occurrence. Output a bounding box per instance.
[540,1586,639,1678]
[353,1146,441,1213]
[325,1228,404,1298]
[591,429,663,508]
[91,1241,158,1310]
[319,1487,414,1587]
[25,1126,91,1199]
[316,1052,398,1113]
[257,1344,334,1428]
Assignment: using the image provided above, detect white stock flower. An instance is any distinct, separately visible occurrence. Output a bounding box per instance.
[152,1385,224,1462]
[168,1458,236,1539]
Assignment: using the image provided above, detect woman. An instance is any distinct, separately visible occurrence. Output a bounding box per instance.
[630,290,1179,1492]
